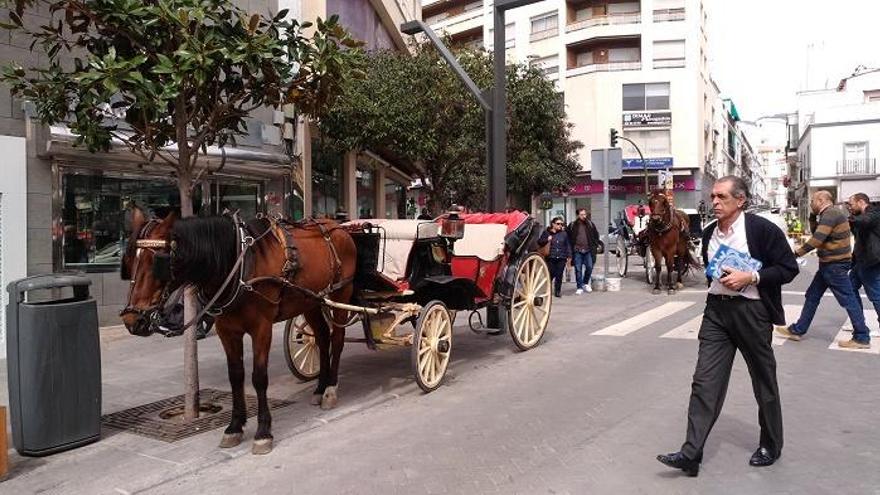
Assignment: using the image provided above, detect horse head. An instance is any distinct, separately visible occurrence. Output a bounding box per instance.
[648,192,670,224]
[120,206,179,336]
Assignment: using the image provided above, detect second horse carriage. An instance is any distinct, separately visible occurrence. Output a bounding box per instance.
[284,211,552,392]
[609,203,705,285]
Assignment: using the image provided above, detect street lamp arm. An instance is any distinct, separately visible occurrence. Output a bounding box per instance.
[616,135,650,195]
[399,20,491,111]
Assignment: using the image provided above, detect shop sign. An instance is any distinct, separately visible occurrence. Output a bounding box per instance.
[622,111,672,128]
[569,177,695,195]
[539,193,553,210]
[622,157,674,170]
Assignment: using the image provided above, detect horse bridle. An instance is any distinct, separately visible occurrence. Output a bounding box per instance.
[649,197,674,234]
[119,220,175,333]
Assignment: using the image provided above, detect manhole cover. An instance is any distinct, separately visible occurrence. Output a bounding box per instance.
[101,388,294,442]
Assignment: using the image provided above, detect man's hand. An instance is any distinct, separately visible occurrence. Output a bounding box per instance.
[719,267,753,291]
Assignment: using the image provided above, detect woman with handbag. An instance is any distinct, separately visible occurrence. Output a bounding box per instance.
[538,216,572,298]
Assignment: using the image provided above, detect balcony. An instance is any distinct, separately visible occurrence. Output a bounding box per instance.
[424,1,484,36]
[567,61,641,77]
[653,8,685,22]
[567,12,641,32]
[837,158,877,176]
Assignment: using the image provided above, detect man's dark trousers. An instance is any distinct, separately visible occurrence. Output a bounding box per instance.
[851,262,880,332]
[681,295,783,461]
[791,261,870,343]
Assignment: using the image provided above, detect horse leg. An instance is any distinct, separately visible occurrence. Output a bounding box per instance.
[652,248,662,294]
[217,325,246,449]
[250,319,274,455]
[320,310,349,410]
[305,307,331,406]
[666,255,676,295]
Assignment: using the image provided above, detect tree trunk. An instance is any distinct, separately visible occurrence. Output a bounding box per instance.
[178,169,200,421]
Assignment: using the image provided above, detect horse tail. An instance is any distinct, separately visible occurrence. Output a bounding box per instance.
[685,241,701,273]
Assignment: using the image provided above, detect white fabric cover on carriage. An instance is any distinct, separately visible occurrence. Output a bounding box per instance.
[454,224,507,261]
[346,219,439,281]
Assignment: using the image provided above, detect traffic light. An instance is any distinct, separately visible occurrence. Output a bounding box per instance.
[609,128,619,148]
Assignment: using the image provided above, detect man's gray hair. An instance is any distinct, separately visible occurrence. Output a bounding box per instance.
[717,175,751,207]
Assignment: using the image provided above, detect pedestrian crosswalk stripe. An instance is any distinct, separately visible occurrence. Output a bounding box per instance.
[592,302,695,336]
[829,310,880,354]
[772,305,804,346]
[660,315,703,340]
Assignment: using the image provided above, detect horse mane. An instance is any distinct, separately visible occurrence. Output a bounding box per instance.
[172,216,239,288]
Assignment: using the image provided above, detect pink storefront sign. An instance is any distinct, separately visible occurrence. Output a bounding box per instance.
[569,177,695,195]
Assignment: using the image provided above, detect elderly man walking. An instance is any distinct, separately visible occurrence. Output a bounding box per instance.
[657,176,798,476]
[776,190,871,348]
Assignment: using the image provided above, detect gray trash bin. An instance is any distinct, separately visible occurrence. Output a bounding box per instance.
[6,273,101,456]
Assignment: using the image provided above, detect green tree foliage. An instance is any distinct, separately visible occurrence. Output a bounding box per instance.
[320,42,582,212]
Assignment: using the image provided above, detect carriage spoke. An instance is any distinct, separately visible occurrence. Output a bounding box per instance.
[513,299,529,309]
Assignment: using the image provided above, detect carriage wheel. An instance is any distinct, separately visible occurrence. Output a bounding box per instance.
[645,249,657,285]
[283,315,320,382]
[508,253,552,351]
[616,235,629,277]
[412,301,453,392]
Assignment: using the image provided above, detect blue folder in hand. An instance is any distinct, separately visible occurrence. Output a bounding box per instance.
[705,244,763,281]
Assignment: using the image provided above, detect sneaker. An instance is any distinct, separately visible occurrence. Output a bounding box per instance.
[774,325,802,341]
[575,288,584,295]
[585,284,593,293]
[838,338,870,349]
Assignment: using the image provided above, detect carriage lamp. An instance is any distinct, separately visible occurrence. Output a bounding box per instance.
[440,208,465,241]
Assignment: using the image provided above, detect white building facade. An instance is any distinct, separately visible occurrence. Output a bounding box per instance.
[788,68,880,221]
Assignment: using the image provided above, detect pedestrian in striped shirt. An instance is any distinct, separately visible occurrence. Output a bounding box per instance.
[776,190,871,348]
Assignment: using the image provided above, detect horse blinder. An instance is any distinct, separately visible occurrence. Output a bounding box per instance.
[152,253,173,282]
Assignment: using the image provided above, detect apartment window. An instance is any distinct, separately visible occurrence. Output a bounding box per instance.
[623,130,671,157]
[609,47,640,63]
[575,51,593,67]
[844,142,868,162]
[505,23,515,48]
[531,55,559,76]
[464,1,482,12]
[865,90,880,102]
[608,2,640,14]
[653,40,685,67]
[530,12,558,36]
[622,83,670,111]
[654,0,685,9]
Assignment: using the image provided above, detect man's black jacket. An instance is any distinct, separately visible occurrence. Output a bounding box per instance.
[850,205,880,268]
[566,219,600,256]
[701,213,799,326]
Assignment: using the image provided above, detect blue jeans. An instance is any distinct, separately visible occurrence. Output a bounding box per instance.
[573,250,594,290]
[791,261,871,343]
[850,262,880,336]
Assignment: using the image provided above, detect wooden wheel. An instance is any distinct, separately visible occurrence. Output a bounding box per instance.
[616,235,628,277]
[508,253,552,351]
[411,301,453,392]
[645,249,657,285]
[283,315,320,381]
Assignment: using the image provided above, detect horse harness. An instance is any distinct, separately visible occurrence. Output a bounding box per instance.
[124,212,352,333]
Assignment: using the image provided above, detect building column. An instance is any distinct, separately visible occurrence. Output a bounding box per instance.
[374,166,386,219]
[343,150,358,220]
[299,119,313,218]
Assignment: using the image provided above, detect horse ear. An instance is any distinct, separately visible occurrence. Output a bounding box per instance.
[131,206,147,235]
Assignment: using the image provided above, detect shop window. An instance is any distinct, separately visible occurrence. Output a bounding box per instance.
[60,171,201,272]
[356,165,376,219]
[218,182,260,219]
[311,139,343,218]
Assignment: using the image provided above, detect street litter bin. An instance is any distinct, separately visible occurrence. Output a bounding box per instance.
[6,273,101,456]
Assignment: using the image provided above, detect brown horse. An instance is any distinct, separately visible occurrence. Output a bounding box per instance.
[646,191,698,294]
[120,207,356,454]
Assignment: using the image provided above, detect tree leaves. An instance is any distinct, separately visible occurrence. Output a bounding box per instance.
[0,0,362,176]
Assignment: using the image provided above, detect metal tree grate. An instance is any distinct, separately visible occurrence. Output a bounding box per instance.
[101,388,294,442]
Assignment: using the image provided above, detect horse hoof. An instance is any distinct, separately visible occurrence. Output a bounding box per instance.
[219,432,243,449]
[676,282,684,290]
[310,394,323,406]
[321,385,338,410]
[668,289,676,295]
[252,438,273,455]
[652,289,661,295]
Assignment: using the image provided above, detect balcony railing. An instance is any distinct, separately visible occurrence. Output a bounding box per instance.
[529,27,559,42]
[653,8,685,22]
[567,61,641,76]
[654,58,686,69]
[566,12,641,32]
[837,158,877,176]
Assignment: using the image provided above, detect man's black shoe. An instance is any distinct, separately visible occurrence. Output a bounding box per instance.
[656,452,699,477]
[554,290,561,298]
[748,447,778,467]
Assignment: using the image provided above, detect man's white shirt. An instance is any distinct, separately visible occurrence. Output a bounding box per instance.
[708,211,761,300]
